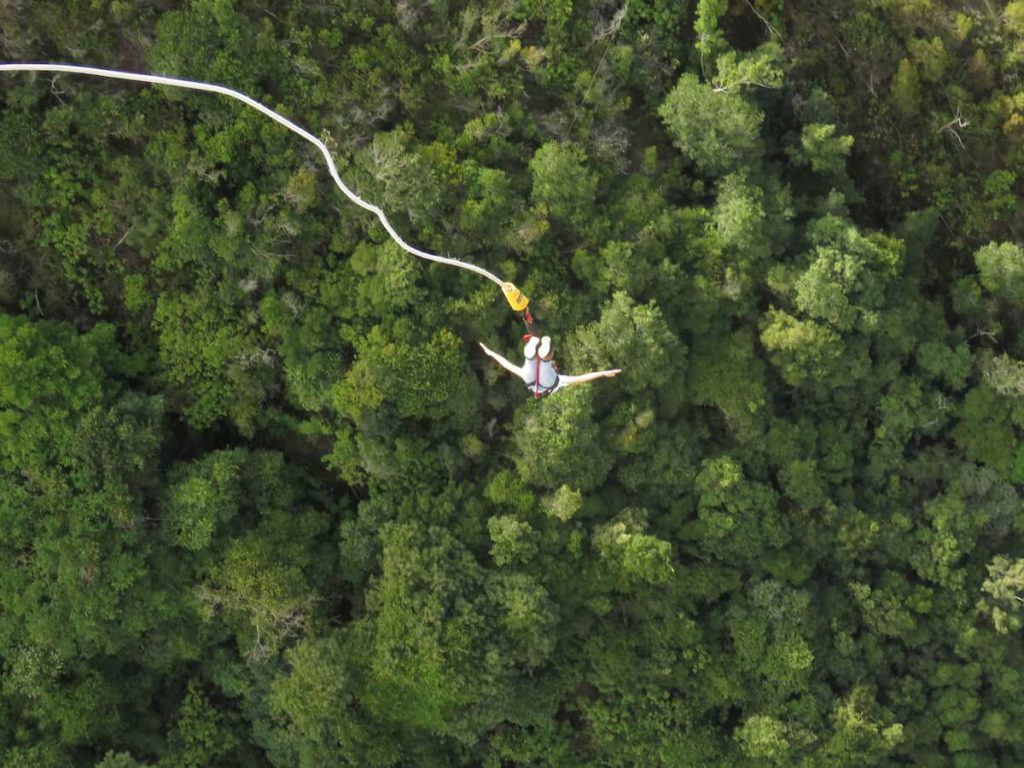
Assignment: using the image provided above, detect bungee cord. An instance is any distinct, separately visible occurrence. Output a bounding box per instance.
[0,63,627,398]
[0,62,531,311]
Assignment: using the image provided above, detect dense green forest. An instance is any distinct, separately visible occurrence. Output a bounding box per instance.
[1,0,1023,765]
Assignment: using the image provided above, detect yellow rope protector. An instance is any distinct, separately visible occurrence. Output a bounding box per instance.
[501,282,529,312]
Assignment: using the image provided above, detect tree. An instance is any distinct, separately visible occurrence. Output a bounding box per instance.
[267,631,400,768]
[793,123,854,178]
[162,449,246,552]
[354,127,445,230]
[689,328,767,439]
[711,43,784,93]
[158,681,242,768]
[793,216,903,334]
[154,288,274,434]
[332,325,481,428]
[815,689,903,766]
[759,308,844,387]
[173,450,334,662]
[488,514,538,566]
[529,141,599,226]
[953,385,1021,480]
[691,456,788,566]
[712,171,770,263]
[735,715,796,763]
[890,59,922,120]
[0,314,172,751]
[352,520,550,743]
[3,2,1024,765]
[979,556,1024,634]
[658,73,764,177]
[975,242,1024,303]
[568,291,686,399]
[512,386,613,491]
[592,508,675,588]
[726,580,815,706]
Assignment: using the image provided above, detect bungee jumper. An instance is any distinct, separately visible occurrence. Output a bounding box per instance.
[488,287,620,397]
[0,63,619,399]
[479,335,621,398]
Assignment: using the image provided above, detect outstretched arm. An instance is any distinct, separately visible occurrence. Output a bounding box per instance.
[559,369,622,388]
[479,342,527,381]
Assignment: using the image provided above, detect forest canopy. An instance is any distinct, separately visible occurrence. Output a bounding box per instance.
[1,1,1024,766]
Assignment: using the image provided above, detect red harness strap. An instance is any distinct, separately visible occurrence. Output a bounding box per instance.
[521,308,537,336]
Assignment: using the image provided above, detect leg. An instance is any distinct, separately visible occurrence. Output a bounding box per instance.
[537,358,559,389]
[539,336,553,360]
[524,335,541,359]
[521,357,538,386]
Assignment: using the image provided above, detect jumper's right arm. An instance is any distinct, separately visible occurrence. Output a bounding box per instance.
[479,342,527,381]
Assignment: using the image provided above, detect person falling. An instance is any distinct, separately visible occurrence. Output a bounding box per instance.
[479,335,621,398]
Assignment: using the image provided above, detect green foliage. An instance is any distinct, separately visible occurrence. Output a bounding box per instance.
[570,291,685,397]
[712,171,770,262]
[817,689,903,766]
[154,288,273,434]
[488,514,538,566]
[694,0,729,63]
[796,123,855,177]
[760,308,843,387]
[163,450,245,551]
[334,326,481,427]
[593,509,675,587]
[689,328,767,438]
[712,43,785,93]
[954,386,1021,479]
[975,242,1024,303]
[268,631,398,767]
[658,73,764,177]
[158,681,240,768]
[2,2,1024,766]
[735,714,791,762]
[795,216,903,333]
[891,58,922,120]
[512,386,613,491]
[980,556,1024,634]
[728,579,814,703]
[983,352,1024,398]
[693,456,787,565]
[529,142,599,225]
[543,484,583,521]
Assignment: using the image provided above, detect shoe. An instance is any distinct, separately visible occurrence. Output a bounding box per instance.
[524,336,541,359]
[538,336,552,359]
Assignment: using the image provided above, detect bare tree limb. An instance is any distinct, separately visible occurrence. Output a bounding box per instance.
[743,0,781,39]
[937,104,969,150]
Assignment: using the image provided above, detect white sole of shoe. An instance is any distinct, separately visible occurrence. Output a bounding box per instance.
[524,336,541,358]
[539,336,552,359]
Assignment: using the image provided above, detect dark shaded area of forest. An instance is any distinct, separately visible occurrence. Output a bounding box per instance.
[1,1,1024,766]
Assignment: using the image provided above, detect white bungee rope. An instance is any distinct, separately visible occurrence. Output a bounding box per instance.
[0,63,533,308]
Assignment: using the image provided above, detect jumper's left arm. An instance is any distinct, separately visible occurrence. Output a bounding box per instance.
[558,368,622,387]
